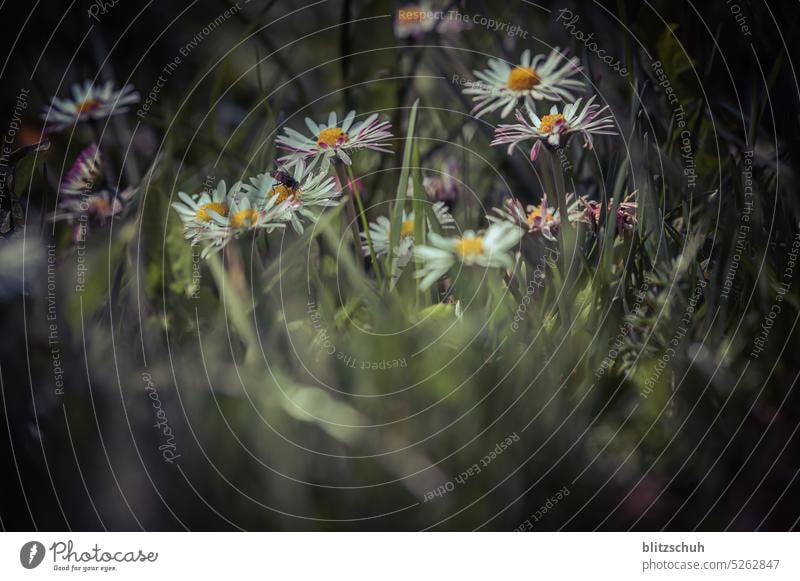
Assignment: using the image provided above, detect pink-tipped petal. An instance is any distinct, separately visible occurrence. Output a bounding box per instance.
[530,140,542,161]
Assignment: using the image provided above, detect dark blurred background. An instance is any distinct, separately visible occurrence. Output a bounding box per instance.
[0,0,799,531]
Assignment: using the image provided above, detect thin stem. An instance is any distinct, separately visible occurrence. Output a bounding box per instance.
[346,163,383,283]
[88,31,140,186]
[206,250,259,365]
[334,161,364,263]
[549,147,572,233]
[112,116,140,187]
[88,120,119,195]
[543,148,568,268]
[545,147,574,327]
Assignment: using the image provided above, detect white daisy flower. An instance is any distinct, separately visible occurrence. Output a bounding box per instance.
[194,189,288,258]
[276,110,393,172]
[463,48,584,119]
[245,160,341,234]
[363,202,455,277]
[488,195,562,242]
[413,223,524,291]
[491,95,618,161]
[42,80,140,132]
[171,179,232,245]
[59,143,102,196]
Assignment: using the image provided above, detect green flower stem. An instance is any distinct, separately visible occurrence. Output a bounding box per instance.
[334,161,364,263]
[206,250,260,365]
[544,147,574,326]
[346,163,383,283]
[546,147,577,263]
[88,120,119,195]
[546,147,571,232]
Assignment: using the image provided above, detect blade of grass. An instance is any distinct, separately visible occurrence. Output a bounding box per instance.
[386,99,419,291]
[411,140,426,306]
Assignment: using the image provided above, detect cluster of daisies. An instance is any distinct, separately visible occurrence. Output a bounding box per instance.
[170,100,534,289]
[171,160,342,258]
[408,47,636,291]
[172,111,394,258]
[42,45,636,298]
[42,81,141,239]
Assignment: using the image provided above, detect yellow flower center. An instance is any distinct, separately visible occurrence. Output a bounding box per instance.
[195,202,228,222]
[92,198,111,214]
[527,207,555,226]
[526,207,542,226]
[317,127,348,148]
[400,218,415,237]
[76,99,101,114]
[229,208,259,228]
[268,184,298,203]
[538,113,567,134]
[507,67,540,91]
[454,237,484,258]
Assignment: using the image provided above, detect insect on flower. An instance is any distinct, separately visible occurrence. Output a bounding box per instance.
[245,160,341,234]
[268,162,300,191]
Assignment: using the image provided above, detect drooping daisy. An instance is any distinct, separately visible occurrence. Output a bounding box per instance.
[60,144,102,196]
[50,187,136,240]
[363,202,455,276]
[423,156,461,206]
[413,224,524,290]
[463,48,584,119]
[492,96,617,161]
[245,160,341,234]
[50,144,135,229]
[393,1,469,39]
[42,80,140,132]
[276,111,393,172]
[489,195,562,242]
[571,192,638,236]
